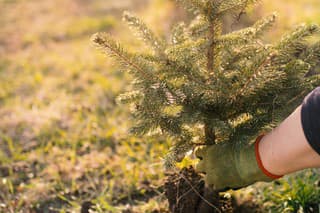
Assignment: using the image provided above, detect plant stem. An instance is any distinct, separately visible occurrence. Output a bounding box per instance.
[205,122,216,145]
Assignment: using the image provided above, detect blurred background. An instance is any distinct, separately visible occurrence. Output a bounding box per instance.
[1,0,320,212]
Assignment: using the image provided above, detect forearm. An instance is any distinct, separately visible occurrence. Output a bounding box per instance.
[259,89,320,176]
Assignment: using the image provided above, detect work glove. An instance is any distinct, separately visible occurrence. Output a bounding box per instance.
[195,135,283,191]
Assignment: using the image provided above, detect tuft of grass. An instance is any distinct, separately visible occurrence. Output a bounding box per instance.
[258,169,320,213]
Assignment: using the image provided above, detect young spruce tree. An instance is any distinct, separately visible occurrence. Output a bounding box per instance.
[92,0,320,169]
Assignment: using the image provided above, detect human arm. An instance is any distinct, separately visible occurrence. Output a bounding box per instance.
[195,87,320,190]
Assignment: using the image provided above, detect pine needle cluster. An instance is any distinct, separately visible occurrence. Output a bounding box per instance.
[92,0,320,169]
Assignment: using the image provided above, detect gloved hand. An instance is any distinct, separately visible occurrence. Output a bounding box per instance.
[195,135,282,191]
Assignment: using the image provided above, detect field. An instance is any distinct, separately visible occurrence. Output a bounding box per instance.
[1,0,320,212]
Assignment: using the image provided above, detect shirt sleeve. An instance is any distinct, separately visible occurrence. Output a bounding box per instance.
[301,87,320,155]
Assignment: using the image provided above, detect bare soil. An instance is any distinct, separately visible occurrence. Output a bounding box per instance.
[164,166,263,213]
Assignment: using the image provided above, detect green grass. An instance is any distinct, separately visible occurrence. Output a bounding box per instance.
[0,0,170,212]
[257,170,320,212]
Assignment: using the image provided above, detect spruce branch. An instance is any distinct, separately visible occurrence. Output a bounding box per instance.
[216,0,260,16]
[276,24,320,50]
[308,74,320,87]
[123,11,165,54]
[164,133,193,169]
[171,23,188,45]
[163,40,210,89]
[221,43,266,71]
[91,33,155,81]
[189,15,210,38]
[301,41,320,68]
[92,34,183,106]
[175,0,206,14]
[230,51,278,103]
[116,91,143,104]
[216,13,277,46]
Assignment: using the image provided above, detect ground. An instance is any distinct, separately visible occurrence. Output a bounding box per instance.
[1,0,320,212]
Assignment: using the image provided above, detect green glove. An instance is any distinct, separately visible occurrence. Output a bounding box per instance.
[195,135,282,191]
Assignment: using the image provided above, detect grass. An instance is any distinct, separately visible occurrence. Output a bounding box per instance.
[0,0,170,212]
[0,0,320,212]
[256,170,320,212]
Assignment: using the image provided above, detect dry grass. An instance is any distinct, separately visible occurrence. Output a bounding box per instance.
[0,0,320,212]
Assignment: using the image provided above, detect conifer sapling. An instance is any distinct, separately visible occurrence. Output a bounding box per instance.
[92,0,320,169]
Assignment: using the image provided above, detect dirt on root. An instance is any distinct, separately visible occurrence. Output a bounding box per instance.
[164,166,262,213]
